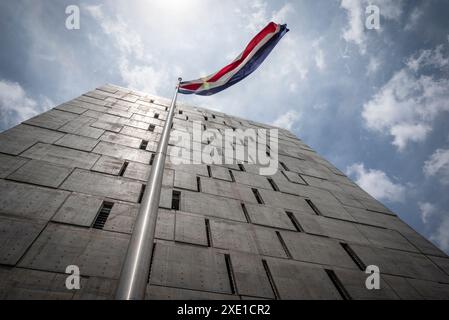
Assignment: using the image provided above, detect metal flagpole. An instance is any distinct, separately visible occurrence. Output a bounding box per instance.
[115,77,182,300]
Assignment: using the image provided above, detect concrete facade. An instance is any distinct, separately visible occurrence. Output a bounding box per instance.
[0,84,448,300]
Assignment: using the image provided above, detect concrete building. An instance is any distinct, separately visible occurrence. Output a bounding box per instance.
[0,84,449,300]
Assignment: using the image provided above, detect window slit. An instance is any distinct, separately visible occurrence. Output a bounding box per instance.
[171,190,181,210]
[252,188,264,204]
[305,199,322,216]
[286,211,304,232]
[93,201,114,229]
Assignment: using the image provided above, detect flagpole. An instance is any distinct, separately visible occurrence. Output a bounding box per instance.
[115,77,182,300]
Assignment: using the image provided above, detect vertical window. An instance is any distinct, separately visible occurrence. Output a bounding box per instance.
[172,190,181,210]
[252,188,264,204]
[286,211,304,232]
[140,140,149,150]
[325,269,352,300]
[196,176,201,192]
[148,124,155,132]
[280,161,289,171]
[138,185,146,203]
[118,161,129,177]
[229,170,235,182]
[241,203,251,223]
[305,199,322,216]
[340,243,366,271]
[238,163,246,172]
[179,110,183,115]
[207,165,212,178]
[93,202,114,229]
[204,116,208,121]
[267,178,279,191]
[149,153,155,165]
[154,113,159,119]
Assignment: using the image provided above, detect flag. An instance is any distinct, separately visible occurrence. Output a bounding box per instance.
[179,22,289,96]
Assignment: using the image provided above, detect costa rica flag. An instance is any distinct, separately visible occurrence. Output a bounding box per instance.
[179,22,289,96]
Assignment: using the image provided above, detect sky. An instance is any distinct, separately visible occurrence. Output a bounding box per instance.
[0,0,449,253]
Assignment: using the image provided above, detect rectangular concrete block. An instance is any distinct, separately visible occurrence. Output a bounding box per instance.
[175,212,208,246]
[154,209,175,240]
[210,166,233,181]
[232,170,273,190]
[55,103,87,115]
[245,203,296,231]
[60,169,143,203]
[59,116,105,139]
[7,159,73,188]
[150,242,232,294]
[254,227,288,258]
[210,219,258,254]
[174,170,198,191]
[0,154,27,178]
[146,285,238,300]
[281,231,357,269]
[199,178,256,203]
[54,134,99,152]
[99,132,142,149]
[0,215,47,265]
[93,141,152,164]
[230,252,275,299]
[181,190,247,222]
[24,109,78,130]
[265,258,342,299]
[52,193,103,227]
[92,156,125,175]
[19,223,129,279]
[21,143,100,169]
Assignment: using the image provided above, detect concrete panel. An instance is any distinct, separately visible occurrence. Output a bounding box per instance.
[7,159,72,188]
[169,164,210,177]
[52,193,103,227]
[428,256,449,276]
[155,209,175,240]
[0,215,46,265]
[181,190,247,222]
[282,171,307,185]
[199,178,256,203]
[315,218,370,245]
[245,203,296,231]
[92,156,125,175]
[175,212,208,246]
[0,179,68,220]
[150,243,232,294]
[0,267,75,300]
[312,200,356,222]
[211,166,232,181]
[93,141,152,164]
[174,170,198,191]
[21,143,99,169]
[55,103,87,114]
[230,252,275,299]
[54,134,99,152]
[102,202,139,235]
[5,124,65,143]
[254,227,288,258]
[99,132,142,148]
[24,109,78,130]
[281,231,357,269]
[210,219,258,254]
[383,275,423,300]
[265,258,342,299]
[146,285,238,300]
[120,125,161,140]
[333,269,399,300]
[350,244,449,283]
[60,169,143,203]
[74,276,117,300]
[0,154,27,178]
[0,134,36,155]
[232,170,273,189]
[19,223,129,279]
[408,278,449,300]
[356,224,417,252]
[59,116,105,139]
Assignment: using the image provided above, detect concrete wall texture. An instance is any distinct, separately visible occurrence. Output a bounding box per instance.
[0,84,448,300]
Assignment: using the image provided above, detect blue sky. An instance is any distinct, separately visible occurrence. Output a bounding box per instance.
[1,0,449,253]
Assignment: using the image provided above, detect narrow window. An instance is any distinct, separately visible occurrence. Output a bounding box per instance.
[138,185,146,203]
[207,165,212,178]
[178,110,183,115]
[205,219,212,247]
[262,260,280,300]
[148,124,155,132]
[267,178,279,191]
[325,269,352,300]
[280,161,289,171]
[341,243,366,271]
[228,170,235,182]
[93,201,114,229]
[149,99,154,103]
[241,203,251,223]
[196,176,201,192]
[154,113,159,119]
[232,127,236,132]
[238,163,246,172]
[305,199,322,216]
[149,153,155,165]
[118,161,129,177]
[203,124,207,131]
[204,116,208,121]
[212,114,216,119]
[172,190,181,210]
[186,116,189,121]
[252,188,264,204]
[266,150,271,157]
[276,231,292,258]
[224,254,237,294]
[140,140,148,150]
[286,211,304,232]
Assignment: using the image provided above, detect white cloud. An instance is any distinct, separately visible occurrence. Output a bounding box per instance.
[404,7,424,31]
[367,56,381,75]
[346,163,406,203]
[340,0,404,53]
[272,110,300,131]
[362,44,449,151]
[418,202,436,224]
[312,39,326,71]
[423,148,449,185]
[0,80,50,130]
[430,215,449,254]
